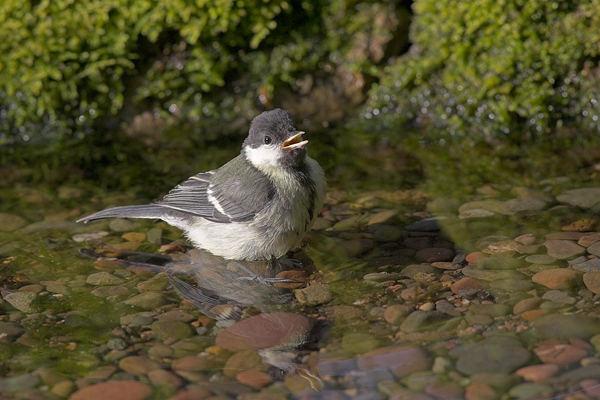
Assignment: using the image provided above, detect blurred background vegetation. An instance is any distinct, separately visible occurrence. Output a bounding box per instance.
[1,0,600,190]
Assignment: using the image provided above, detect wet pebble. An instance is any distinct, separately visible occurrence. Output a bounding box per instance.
[450,336,531,374]
[151,320,194,340]
[372,225,403,242]
[399,311,451,333]
[524,254,557,265]
[124,292,169,310]
[583,271,600,293]
[223,350,264,378]
[488,279,534,292]
[507,383,553,399]
[3,291,37,313]
[294,282,332,306]
[541,290,576,304]
[357,345,431,378]
[70,380,151,400]
[342,333,380,353]
[450,277,485,295]
[136,274,170,292]
[72,231,110,242]
[415,248,454,262]
[476,256,523,270]
[384,305,414,325]
[108,219,140,232]
[87,272,125,286]
[544,240,586,259]
[0,213,27,231]
[91,286,130,298]
[0,373,40,393]
[513,297,543,314]
[462,265,527,281]
[533,340,588,366]
[147,369,184,387]
[531,268,582,289]
[531,314,600,339]
[236,370,272,389]
[515,364,560,383]
[571,258,600,272]
[119,356,162,375]
[556,187,600,208]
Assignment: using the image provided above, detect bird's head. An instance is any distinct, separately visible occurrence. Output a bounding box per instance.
[243,109,308,172]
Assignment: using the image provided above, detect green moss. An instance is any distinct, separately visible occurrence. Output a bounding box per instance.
[361,0,600,140]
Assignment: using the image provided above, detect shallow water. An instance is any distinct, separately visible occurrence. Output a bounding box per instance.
[1,132,600,400]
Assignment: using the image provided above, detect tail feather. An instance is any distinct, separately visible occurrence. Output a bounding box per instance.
[76,204,169,223]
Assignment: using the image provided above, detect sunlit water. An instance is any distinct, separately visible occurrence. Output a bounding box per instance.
[1,132,600,400]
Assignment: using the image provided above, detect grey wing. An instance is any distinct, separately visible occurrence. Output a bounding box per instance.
[157,166,273,223]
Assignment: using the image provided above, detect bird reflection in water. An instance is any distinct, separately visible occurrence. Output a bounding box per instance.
[80,242,328,390]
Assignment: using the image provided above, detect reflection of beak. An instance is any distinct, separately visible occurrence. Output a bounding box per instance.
[297,366,323,392]
[282,131,308,151]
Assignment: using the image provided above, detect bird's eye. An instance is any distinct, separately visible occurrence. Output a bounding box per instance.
[264,135,272,144]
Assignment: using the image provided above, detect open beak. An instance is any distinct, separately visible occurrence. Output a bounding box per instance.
[282,131,308,151]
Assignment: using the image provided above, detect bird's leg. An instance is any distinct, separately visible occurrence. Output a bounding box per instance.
[273,257,303,270]
[235,262,294,284]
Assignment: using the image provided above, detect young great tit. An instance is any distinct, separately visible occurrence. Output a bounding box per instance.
[77,109,327,262]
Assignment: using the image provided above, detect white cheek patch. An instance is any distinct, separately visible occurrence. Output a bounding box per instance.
[244,145,281,170]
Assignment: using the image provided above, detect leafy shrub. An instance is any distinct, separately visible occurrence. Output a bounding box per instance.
[361,0,600,140]
[0,0,407,145]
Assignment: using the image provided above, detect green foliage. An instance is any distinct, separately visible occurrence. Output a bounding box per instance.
[362,0,600,139]
[0,0,404,145]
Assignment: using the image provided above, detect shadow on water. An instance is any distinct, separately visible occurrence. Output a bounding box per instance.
[1,130,600,399]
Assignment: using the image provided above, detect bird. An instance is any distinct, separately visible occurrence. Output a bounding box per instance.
[77,108,327,262]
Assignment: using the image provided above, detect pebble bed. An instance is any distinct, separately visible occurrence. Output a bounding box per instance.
[0,183,600,400]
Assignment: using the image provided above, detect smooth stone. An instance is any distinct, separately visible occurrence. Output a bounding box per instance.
[119,356,162,375]
[384,305,414,325]
[20,220,80,233]
[583,271,600,294]
[155,310,196,322]
[368,210,399,225]
[70,380,151,400]
[405,218,441,231]
[341,333,380,354]
[151,320,194,340]
[571,258,600,272]
[514,233,537,246]
[123,292,169,310]
[108,219,140,232]
[477,257,523,270]
[86,272,125,286]
[357,345,431,378]
[450,277,485,295]
[223,350,264,378]
[146,227,163,244]
[531,268,582,289]
[462,265,527,281]
[544,240,586,259]
[136,274,170,292]
[489,279,534,292]
[45,283,70,295]
[465,313,493,326]
[459,208,496,219]
[504,198,547,213]
[236,370,272,389]
[0,213,27,231]
[399,311,451,333]
[449,336,531,374]
[294,282,332,306]
[524,254,557,265]
[468,303,511,317]
[170,356,220,373]
[541,290,576,304]
[0,322,24,337]
[533,342,588,366]
[508,383,553,400]
[327,305,364,322]
[51,380,75,397]
[147,369,184,387]
[482,239,520,254]
[556,188,600,208]
[404,237,433,250]
[560,214,599,231]
[0,373,41,393]
[72,231,109,242]
[3,291,37,313]
[511,187,555,202]
[578,232,600,247]
[459,200,513,215]
[364,272,402,282]
[91,286,130,298]
[372,225,403,242]
[515,364,560,383]
[531,314,600,339]
[587,241,600,257]
[415,248,454,262]
[401,264,438,279]
[545,232,587,240]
